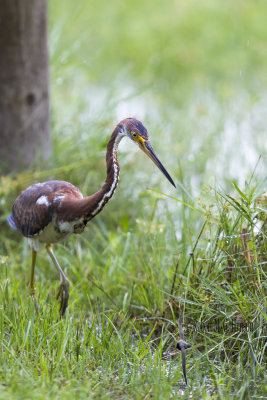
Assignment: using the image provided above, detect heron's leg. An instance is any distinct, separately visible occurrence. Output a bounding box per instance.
[29,250,37,296]
[46,244,69,316]
[29,250,40,313]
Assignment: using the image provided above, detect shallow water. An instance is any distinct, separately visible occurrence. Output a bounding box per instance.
[58,81,267,189]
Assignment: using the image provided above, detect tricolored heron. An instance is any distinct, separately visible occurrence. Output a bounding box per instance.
[8,118,176,316]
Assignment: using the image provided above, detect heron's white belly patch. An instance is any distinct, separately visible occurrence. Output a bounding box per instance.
[58,220,76,232]
[31,220,70,246]
[27,217,86,251]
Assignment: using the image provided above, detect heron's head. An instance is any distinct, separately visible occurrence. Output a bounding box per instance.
[119,118,176,188]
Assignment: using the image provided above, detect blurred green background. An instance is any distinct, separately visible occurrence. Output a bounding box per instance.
[49,0,266,200]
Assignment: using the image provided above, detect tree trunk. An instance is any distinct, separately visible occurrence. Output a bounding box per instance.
[0,0,51,173]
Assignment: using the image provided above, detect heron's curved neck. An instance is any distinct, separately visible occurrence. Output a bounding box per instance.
[79,125,124,221]
[91,126,124,217]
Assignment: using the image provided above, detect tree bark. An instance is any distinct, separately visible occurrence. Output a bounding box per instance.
[0,0,51,173]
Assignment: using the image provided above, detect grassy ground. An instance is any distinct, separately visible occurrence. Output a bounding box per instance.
[0,0,267,398]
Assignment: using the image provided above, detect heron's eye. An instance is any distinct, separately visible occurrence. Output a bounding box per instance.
[131,132,137,138]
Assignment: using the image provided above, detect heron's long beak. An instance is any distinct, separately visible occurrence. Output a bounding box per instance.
[139,140,176,188]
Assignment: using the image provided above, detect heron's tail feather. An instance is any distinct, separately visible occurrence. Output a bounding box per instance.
[7,214,18,231]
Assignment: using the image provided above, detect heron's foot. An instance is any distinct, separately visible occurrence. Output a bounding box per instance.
[56,282,69,317]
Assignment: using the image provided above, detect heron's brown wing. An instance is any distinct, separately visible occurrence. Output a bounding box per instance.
[11,196,53,237]
[10,180,83,237]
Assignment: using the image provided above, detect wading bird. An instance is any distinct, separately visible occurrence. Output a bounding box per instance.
[8,118,176,316]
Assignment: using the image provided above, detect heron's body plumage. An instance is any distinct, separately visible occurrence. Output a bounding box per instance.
[8,126,123,250]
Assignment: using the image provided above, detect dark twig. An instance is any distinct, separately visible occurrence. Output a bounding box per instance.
[176,313,192,385]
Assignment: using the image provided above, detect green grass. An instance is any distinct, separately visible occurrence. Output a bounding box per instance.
[0,0,267,398]
[0,179,266,398]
